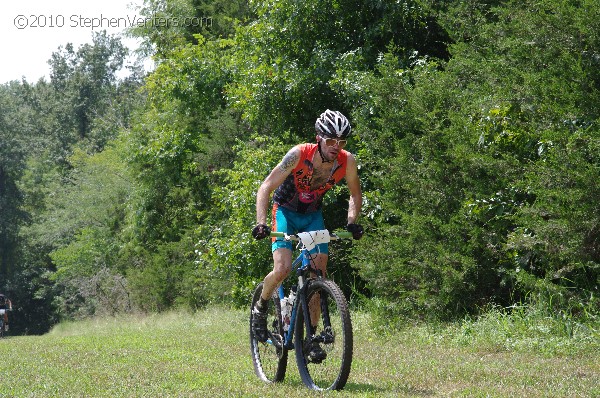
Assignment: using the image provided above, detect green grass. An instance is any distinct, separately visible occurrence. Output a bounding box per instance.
[0,308,598,397]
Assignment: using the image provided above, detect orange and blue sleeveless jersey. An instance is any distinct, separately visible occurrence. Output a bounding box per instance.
[273,143,348,214]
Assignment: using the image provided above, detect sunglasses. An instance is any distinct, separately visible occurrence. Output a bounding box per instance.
[320,137,347,148]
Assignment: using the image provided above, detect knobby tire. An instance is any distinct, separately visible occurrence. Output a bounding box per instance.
[294,279,353,391]
[250,282,288,383]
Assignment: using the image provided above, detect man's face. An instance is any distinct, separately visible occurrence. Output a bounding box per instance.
[317,135,346,161]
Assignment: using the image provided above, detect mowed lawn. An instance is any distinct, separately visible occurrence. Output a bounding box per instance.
[0,308,597,397]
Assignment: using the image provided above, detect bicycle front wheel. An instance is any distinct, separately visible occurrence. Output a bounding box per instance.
[294,279,353,391]
[250,282,288,383]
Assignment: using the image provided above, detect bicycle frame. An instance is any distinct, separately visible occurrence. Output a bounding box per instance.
[273,230,351,350]
[278,247,315,349]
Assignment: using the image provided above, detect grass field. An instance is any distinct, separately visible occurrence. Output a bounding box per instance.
[0,308,598,397]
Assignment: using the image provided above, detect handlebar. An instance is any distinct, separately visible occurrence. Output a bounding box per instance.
[270,230,353,240]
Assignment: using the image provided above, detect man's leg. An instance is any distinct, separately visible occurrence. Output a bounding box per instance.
[308,252,328,325]
[252,248,292,342]
[260,248,293,302]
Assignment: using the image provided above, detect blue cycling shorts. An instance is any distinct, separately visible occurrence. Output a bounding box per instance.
[271,204,328,254]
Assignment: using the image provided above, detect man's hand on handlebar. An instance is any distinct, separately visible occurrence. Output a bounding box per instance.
[252,224,271,240]
[346,223,364,240]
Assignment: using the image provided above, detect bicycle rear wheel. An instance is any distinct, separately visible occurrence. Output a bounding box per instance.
[294,279,353,391]
[250,282,288,383]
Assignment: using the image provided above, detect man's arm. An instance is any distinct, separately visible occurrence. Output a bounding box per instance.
[344,153,362,224]
[256,146,301,225]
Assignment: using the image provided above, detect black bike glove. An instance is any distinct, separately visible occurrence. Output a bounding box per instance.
[346,223,364,240]
[252,224,271,240]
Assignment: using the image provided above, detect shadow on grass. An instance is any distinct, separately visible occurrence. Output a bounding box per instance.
[344,382,435,396]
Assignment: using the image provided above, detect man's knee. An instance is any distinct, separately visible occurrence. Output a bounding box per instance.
[272,267,290,282]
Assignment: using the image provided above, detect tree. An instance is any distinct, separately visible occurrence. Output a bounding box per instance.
[130,0,253,58]
[48,31,129,151]
[347,0,600,320]
[4,34,144,329]
[228,0,449,136]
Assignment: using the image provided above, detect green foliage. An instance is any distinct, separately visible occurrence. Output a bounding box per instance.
[48,31,131,151]
[50,228,114,281]
[347,0,600,321]
[3,0,600,333]
[131,0,252,58]
[20,139,133,320]
[508,128,600,296]
[195,135,287,305]
[228,0,449,134]
[21,141,131,250]
[442,296,600,356]
[125,235,212,312]
[125,35,242,244]
[0,82,37,279]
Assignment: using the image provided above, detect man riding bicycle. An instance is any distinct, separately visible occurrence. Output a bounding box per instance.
[251,110,364,362]
[0,294,12,331]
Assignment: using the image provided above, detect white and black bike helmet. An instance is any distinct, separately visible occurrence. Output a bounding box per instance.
[315,109,352,138]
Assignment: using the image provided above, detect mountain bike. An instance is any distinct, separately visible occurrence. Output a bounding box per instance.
[250,229,354,391]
